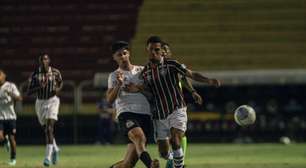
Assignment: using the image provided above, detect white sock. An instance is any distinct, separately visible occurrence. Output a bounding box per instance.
[45,144,53,161]
[173,148,184,168]
[168,151,174,160]
[53,138,59,152]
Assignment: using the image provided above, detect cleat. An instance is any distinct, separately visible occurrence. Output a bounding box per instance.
[165,159,173,168]
[151,159,160,168]
[8,159,16,166]
[51,149,60,165]
[43,158,50,167]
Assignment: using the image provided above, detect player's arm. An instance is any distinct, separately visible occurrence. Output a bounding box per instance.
[26,72,41,95]
[55,70,63,95]
[181,76,203,105]
[185,70,221,87]
[106,71,123,104]
[170,59,221,87]
[5,85,22,101]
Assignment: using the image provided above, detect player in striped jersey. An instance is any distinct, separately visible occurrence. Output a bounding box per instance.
[107,41,159,168]
[161,42,203,168]
[27,54,62,167]
[142,36,221,168]
[0,70,22,166]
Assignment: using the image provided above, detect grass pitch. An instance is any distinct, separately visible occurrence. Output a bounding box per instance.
[0,143,305,168]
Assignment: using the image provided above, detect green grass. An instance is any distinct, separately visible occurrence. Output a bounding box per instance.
[1,144,306,168]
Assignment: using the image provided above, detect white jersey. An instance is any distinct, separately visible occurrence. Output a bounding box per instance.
[108,65,151,117]
[0,81,20,120]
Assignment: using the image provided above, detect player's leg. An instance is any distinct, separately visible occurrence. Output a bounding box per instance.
[170,128,185,168]
[7,120,17,165]
[169,107,188,168]
[44,119,56,166]
[128,127,154,168]
[0,121,10,152]
[181,135,187,162]
[111,143,138,168]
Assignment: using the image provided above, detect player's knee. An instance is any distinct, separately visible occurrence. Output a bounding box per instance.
[45,125,54,134]
[0,135,4,142]
[159,151,169,160]
[170,136,181,149]
[129,130,146,144]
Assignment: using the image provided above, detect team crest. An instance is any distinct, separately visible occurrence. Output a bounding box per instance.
[160,68,167,76]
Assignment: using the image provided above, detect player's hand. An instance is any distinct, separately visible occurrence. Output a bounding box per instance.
[116,71,124,86]
[192,91,203,105]
[55,88,61,95]
[123,83,140,93]
[209,79,221,87]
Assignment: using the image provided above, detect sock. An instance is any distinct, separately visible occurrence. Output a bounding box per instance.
[53,138,59,152]
[168,151,173,160]
[11,150,16,160]
[45,144,53,161]
[173,148,184,168]
[139,151,152,168]
[181,136,187,157]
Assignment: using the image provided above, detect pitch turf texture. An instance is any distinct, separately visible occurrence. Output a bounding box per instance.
[0,144,305,168]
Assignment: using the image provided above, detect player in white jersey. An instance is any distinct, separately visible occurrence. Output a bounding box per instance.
[0,69,22,166]
[107,41,159,168]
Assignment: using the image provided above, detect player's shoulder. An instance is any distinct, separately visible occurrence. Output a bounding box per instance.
[165,58,181,65]
[51,67,61,73]
[108,69,119,78]
[4,81,17,88]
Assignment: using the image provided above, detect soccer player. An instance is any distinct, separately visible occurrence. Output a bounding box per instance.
[27,54,62,167]
[161,42,203,168]
[142,36,221,168]
[0,69,22,166]
[107,41,159,168]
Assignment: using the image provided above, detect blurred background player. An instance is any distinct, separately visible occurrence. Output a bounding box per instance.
[96,96,114,145]
[161,42,203,168]
[0,69,22,166]
[27,54,63,167]
[107,41,159,168]
[142,36,220,168]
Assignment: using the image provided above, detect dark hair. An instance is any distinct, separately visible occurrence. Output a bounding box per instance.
[146,36,162,45]
[111,41,129,54]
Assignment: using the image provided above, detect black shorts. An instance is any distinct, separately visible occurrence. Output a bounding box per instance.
[118,112,153,144]
[0,120,16,135]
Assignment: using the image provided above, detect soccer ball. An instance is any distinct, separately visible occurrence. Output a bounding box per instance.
[234,105,256,126]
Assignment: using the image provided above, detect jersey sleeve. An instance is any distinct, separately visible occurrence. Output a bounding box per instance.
[55,69,63,85]
[168,59,188,76]
[107,72,117,89]
[28,71,39,90]
[10,83,21,97]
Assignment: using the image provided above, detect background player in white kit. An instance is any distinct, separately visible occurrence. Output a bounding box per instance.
[0,69,22,166]
[107,41,159,168]
[27,54,63,167]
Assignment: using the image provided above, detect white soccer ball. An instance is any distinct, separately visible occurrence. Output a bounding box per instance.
[234,105,256,126]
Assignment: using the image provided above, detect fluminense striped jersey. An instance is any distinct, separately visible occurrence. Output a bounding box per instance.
[28,66,62,99]
[142,58,188,120]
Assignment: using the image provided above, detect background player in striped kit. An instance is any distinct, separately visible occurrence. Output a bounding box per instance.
[0,69,22,166]
[142,36,221,168]
[161,42,203,168]
[27,54,63,167]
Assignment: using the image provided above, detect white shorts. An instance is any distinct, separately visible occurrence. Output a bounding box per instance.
[35,96,60,126]
[154,107,187,141]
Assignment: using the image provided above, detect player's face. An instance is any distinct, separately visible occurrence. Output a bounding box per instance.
[40,54,50,68]
[113,49,130,65]
[162,45,172,58]
[0,71,6,84]
[147,43,162,62]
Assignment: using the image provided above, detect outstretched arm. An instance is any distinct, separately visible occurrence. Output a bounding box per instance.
[185,70,221,87]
